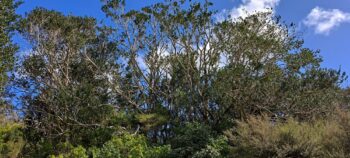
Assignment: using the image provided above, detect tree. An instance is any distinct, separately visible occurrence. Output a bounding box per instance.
[18,8,121,156]
[0,1,23,158]
[0,0,21,121]
[101,0,346,134]
[8,0,350,157]
[211,12,346,128]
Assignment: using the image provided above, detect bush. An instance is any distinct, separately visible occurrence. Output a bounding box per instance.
[0,122,24,158]
[169,122,213,157]
[92,133,170,158]
[192,136,230,158]
[225,114,350,158]
[49,133,170,158]
[50,146,88,158]
[169,122,230,158]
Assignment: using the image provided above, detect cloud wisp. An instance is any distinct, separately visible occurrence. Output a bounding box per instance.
[230,0,280,19]
[304,7,350,35]
[216,0,281,22]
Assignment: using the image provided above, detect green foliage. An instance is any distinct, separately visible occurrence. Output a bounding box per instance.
[169,122,215,157]
[0,0,21,136]
[192,136,230,158]
[225,113,350,158]
[0,122,23,158]
[18,8,119,157]
[93,133,170,158]
[5,0,350,157]
[212,12,346,124]
[168,122,230,157]
[135,112,169,131]
[0,0,20,91]
[50,146,88,158]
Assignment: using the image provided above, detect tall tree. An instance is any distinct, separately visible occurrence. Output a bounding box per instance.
[11,0,349,157]
[211,12,346,129]
[101,0,346,134]
[0,0,21,120]
[0,1,23,157]
[18,8,121,157]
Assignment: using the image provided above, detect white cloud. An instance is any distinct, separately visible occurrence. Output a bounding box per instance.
[229,0,280,20]
[215,9,229,22]
[136,55,148,73]
[218,54,228,68]
[304,7,350,35]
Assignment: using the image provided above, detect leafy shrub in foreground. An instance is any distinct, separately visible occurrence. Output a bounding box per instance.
[192,135,230,158]
[50,133,170,158]
[225,114,350,158]
[169,122,230,158]
[0,122,24,158]
[50,145,88,158]
[92,133,170,158]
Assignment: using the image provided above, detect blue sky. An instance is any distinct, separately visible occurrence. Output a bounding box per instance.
[15,0,350,86]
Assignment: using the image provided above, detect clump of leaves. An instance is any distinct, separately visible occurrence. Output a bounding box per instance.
[0,122,24,158]
[92,133,170,158]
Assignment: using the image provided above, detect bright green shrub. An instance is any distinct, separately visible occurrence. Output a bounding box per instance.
[93,133,170,158]
[0,122,23,158]
[192,135,230,158]
[50,146,88,158]
[42,133,170,158]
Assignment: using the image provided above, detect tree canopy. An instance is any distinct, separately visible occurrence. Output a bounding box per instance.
[0,0,349,157]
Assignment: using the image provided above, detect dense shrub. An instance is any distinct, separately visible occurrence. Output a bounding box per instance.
[192,136,230,158]
[0,122,24,158]
[92,133,170,158]
[169,122,213,157]
[169,122,230,158]
[50,145,88,158]
[225,113,350,158]
[48,133,170,158]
